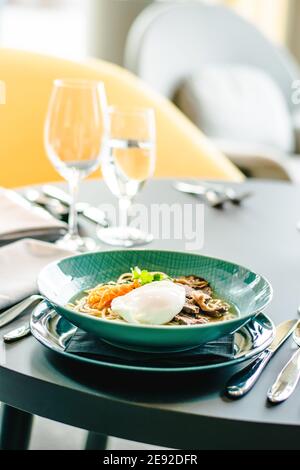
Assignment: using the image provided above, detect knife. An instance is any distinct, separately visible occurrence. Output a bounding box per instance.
[0,295,43,329]
[225,319,298,399]
[42,185,109,228]
[173,182,231,208]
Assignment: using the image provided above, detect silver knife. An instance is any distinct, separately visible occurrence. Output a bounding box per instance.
[226,319,298,399]
[0,295,43,329]
[42,185,109,228]
[173,182,231,208]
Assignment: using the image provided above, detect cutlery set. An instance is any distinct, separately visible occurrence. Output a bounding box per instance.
[23,185,109,228]
[226,319,299,402]
[174,181,252,208]
[1,295,300,404]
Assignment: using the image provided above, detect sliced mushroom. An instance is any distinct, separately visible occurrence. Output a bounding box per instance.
[193,292,229,318]
[174,275,209,290]
[199,285,213,296]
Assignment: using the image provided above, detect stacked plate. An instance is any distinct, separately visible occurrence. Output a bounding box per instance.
[32,250,274,373]
[31,301,275,373]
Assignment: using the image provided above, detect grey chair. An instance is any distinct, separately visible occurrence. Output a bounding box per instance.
[125,1,300,180]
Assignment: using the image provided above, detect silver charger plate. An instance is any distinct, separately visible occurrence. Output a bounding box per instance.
[30,301,275,373]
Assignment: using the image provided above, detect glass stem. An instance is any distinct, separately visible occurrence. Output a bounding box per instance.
[119,197,131,228]
[68,173,80,238]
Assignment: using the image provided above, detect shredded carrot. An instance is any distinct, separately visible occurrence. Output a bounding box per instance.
[87,280,140,310]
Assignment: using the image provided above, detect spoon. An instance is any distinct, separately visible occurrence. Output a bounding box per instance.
[267,321,300,403]
[3,322,31,343]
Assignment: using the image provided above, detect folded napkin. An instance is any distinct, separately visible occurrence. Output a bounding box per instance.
[0,238,75,310]
[0,187,66,245]
[66,329,235,368]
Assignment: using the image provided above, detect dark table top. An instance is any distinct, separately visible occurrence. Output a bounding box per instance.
[1,179,300,449]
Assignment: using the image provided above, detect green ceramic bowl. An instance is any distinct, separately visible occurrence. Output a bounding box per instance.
[37,250,273,353]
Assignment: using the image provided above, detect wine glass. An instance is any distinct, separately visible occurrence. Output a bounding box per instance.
[44,79,108,252]
[98,106,156,247]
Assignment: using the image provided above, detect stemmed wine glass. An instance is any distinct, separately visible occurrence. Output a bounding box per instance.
[98,106,156,247]
[44,79,108,252]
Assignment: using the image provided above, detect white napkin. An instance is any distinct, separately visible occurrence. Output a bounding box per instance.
[0,238,76,310]
[0,187,66,244]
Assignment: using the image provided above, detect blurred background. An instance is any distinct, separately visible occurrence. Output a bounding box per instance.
[0,0,299,65]
[2,0,300,184]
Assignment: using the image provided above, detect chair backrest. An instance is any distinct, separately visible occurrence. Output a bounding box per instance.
[0,49,242,187]
[125,1,298,109]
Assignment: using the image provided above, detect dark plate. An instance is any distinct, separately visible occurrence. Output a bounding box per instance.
[30,301,275,373]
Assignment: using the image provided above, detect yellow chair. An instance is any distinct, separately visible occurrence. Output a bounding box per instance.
[0,49,243,187]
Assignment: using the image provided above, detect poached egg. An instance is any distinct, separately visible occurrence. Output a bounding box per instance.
[111,280,185,325]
